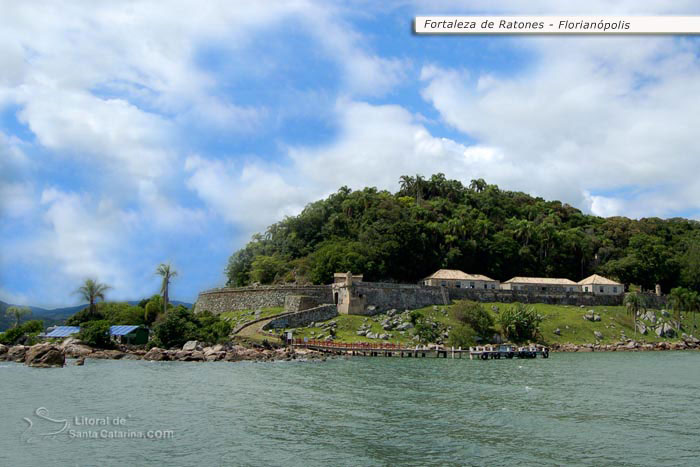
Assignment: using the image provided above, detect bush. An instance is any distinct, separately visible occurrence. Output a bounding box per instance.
[152,307,199,349]
[99,302,146,326]
[153,307,233,349]
[498,303,543,343]
[0,320,44,345]
[447,324,477,348]
[144,298,162,325]
[77,320,113,348]
[450,301,494,339]
[66,307,104,326]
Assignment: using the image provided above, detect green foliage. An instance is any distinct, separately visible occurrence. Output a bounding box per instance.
[498,303,543,343]
[225,174,700,291]
[450,301,494,339]
[144,295,162,325]
[77,320,113,348]
[249,255,288,284]
[5,306,31,328]
[66,307,103,326]
[447,324,477,348]
[152,306,231,349]
[0,319,43,345]
[99,302,146,326]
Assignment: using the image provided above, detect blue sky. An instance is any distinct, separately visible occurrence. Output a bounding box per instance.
[2,1,700,307]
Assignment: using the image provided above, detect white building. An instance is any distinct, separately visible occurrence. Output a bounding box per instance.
[422,269,500,290]
[501,277,580,293]
[578,274,624,295]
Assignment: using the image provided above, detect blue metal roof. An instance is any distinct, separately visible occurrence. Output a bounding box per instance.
[109,325,142,336]
[45,326,81,338]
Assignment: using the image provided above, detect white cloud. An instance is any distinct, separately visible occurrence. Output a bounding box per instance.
[186,99,504,233]
[418,35,700,217]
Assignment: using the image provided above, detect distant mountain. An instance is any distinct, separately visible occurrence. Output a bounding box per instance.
[0,300,192,332]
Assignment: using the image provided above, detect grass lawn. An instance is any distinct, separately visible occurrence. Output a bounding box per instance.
[281,301,697,346]
[220,307,284,329]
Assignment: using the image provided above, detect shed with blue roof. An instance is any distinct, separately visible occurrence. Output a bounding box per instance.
[109,325,149,345]
[45,326,81,338]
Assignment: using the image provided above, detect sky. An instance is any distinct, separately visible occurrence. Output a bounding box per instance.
[1,1,700,308]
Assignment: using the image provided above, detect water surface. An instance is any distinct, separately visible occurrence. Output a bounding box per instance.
[1,352,699,466]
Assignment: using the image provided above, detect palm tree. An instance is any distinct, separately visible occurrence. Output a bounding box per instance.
[156,263,177,314]
[624,292,646,338]
[5,305,31,328]
[75,279,111,317]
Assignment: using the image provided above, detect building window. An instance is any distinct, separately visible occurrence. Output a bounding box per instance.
[600,287,604,293]
[441,281,447,287]
[584,286,589,292]
[613,287,617,293]
[484,284,488,289]
[456,282,461,288]
[491,284,495,289]
[470,282,475,289]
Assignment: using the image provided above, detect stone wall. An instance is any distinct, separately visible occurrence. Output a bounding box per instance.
[194,285,332,315]
[263,304,338,330]
[336,282,449,315]
[284,295,322,313]
[448,288,625,306]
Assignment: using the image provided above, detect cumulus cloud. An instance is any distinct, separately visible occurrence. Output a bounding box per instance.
[418,36,700,217]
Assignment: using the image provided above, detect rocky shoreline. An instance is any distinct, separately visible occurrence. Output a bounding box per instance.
[551,334,700,352]
[0,339,327,368]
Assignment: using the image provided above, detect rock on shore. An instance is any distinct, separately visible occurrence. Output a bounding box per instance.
[24,343,65,368]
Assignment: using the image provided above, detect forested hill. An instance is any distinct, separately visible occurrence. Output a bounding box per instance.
[226,174,700,292]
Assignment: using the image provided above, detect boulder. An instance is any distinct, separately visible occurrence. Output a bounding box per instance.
[64,343,93,358]
[8,345,27,362]
[655,323,675,338]
[0,344,7,358]
[553,328,561,336]
[203,344,224,356]
[594,331,603,340]
[395,322,413,331]
[75,357,85,366]
[89,349,125,359]
[625,341,638,350]
[143,347,169,361]
[356,330,367,336]
[379,333,390,340]
[636,322,647,335]
[387,309,397,316]
[182,341,202,352]
[24,343,65,368]
[661,310,670,318]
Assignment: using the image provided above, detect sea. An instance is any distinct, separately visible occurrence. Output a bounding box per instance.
[1,352,699,466]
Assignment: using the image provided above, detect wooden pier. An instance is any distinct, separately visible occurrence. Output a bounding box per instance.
[292,339,549,359]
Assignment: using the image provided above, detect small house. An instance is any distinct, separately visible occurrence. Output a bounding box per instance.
[578,274,624,295]
[109,325,149,345]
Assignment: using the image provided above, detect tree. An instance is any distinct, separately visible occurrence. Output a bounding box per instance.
[152,306,199,349]
[498,303,543,343]
[5,306,31,328]
[75,279,111,318]
[144,295,162,326]
[156,263,177,314]
[669,287,690,332]
[449,301,494,340]
[77,320,112,348]
[624,292,646,338]
[686,291,700,335]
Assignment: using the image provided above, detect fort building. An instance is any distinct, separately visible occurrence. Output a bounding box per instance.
[421,269,499,290]
[501,277,581,293]
[578,274,624,295]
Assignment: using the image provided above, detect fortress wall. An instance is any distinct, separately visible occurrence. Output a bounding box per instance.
[194,285,332,315]
[448,288,625,306]
[263,304,338,330]
[343,282,448,315]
